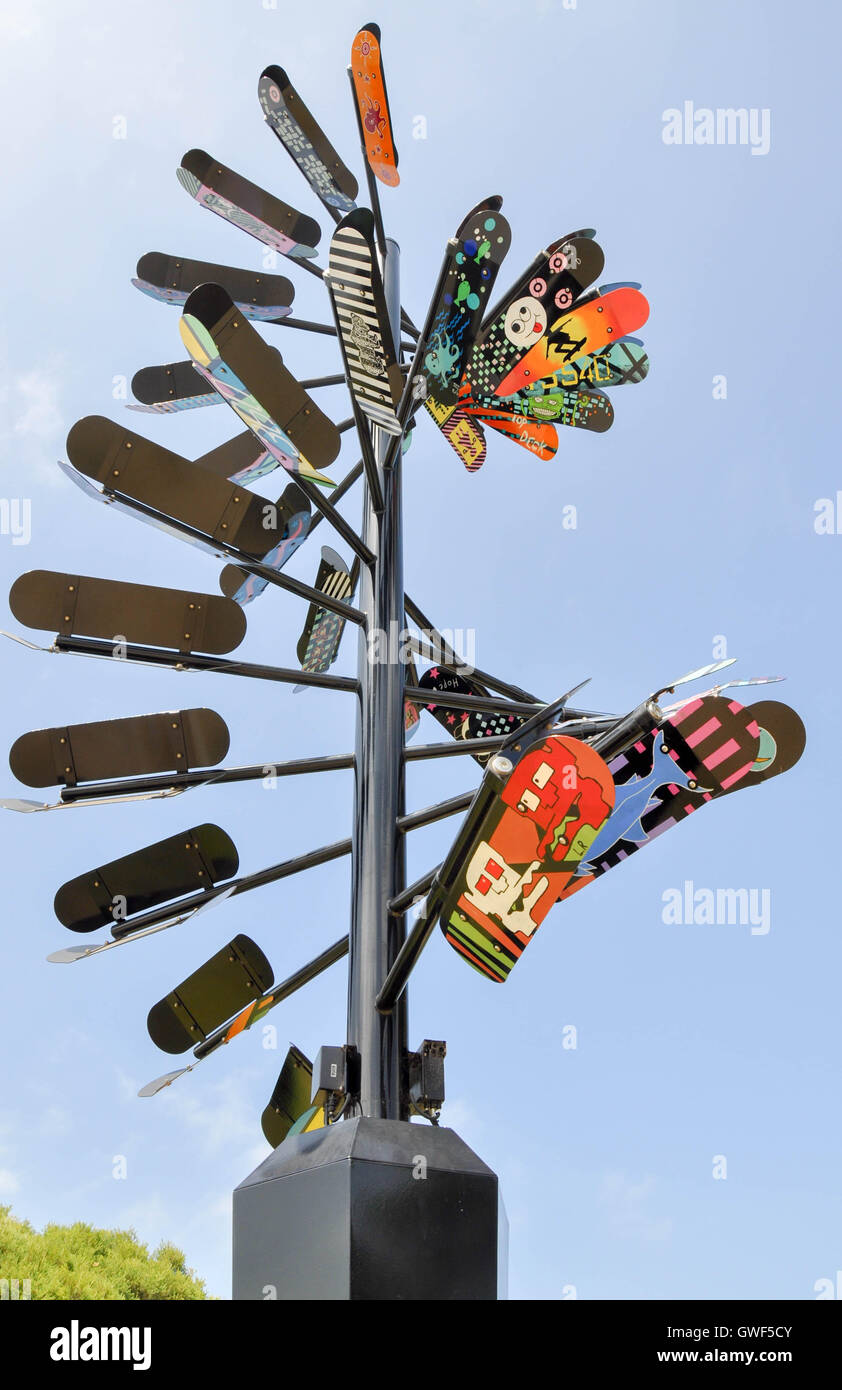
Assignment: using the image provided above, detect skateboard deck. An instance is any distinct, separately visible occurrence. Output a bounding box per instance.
[719,700,805,793]
[418,665,525,763]
[177,149,320,259]
[129,360,217,414]
[54,823,239,933]
[440,409,487,471]
[9,708,229,789]
[441,735,616,981]
[556,696,769,900]
[529,337,649,392]
[193,430,271,483]
[220,483,311,606]
[132,252,294,321]
[65,415,308,559]
[466,235,605,397]
[496,286,650,396]
[148,934,274,1054]
[295,547,353,680]
[261,1044,317,1147]
[258,65,358,215]
[457,393,561,458]
[9,570,246,654]
[420,201,511,432]
[180,283,339,488]
[325,208,403,434]
[350,24,400,187]
[513,384,615,431]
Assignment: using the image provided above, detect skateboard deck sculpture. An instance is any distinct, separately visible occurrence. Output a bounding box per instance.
[325,208,403,434]
[129,360,217,414]
[261,1044,326,1147]
[418,665,526,764]
[9,570,246,654]
[512,384,615,430]
[526,337,649,393]
[439,409,487,471]
[132,252,294,321]
[295,547,354,682]
[193,430,272,484]
[177,149,320,259]
[10,709,229,789]
[258,65,358,215]
[496,285,650,396]
[350,24,400,187]
[180,283,340,488]
[219,483,311,607]
[440,735,616,981]
[54,823,239,933]
[148,934,274,1053]
[456,392,561,458]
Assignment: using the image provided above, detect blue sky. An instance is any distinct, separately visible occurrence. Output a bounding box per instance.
[0,0,839,1300]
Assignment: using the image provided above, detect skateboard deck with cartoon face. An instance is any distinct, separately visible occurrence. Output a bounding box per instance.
[177,149,320,259]
[132,252,294,321]
[496,286,650,396]
[490,383,614,433]
[258,65,359,215]
[441,735,616,981]
[350,24,400,187]
[466,235,605,398]
[10,708,229,789]
[180,284,339,488]
[325,208,403,434]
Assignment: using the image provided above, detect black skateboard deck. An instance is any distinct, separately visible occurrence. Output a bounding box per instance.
[220,482,311,606]
[180,284,340,485]
[295,546,353,678]
[177,149,320,259]
[261,1044,314,1148]
[258,65,358,215]
[54,823,239,933]
[418,665,526,763]
[65,415,306,560]
[193,430,270,481]
[9,570,246,654]
[130,360,216,413]
[133,251,294,321]
[148,934,274,1054]
[325,208,403,434]
[9,708,229,788]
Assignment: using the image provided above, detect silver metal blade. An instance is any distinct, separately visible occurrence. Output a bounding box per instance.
[652,657,737,699]
[138,1067,192,1098]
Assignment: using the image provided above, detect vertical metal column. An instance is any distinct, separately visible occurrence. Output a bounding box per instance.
[347,238,408,1118]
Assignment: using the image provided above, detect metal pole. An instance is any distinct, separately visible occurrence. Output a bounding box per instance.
[346,238,407,1119]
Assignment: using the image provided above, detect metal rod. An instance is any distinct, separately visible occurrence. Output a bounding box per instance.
[59,753,356,803]
[273,315,337,337]
[346,235,407,1120]
[397,789,474,832]
[404,736,507,761]
[288,471,376,566]
[404,684,540,717]
[404,605,541,704]
[388,864,442,915]
[337,417,356,434]
[52,636,360,689]
[299,373,347,390]
[305,459,363,540]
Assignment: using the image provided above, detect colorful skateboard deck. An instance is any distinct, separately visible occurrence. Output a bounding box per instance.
[194,431,271,483]
[261,1044,317,1148]
[720,700,805,792]
[496,286,650,396]
[418,665,525,763]
[514,384,615,431]
[325,208,403,434]
[148,934,274,1054]
[457,394,560,459]
[420,202,511,431]
[10,708,229,789]
[132,252,294,321]
[295,547,353,681]
[54,823,239,934]
[219,483,311,606]
[177,149,320,259]
[466,235,605,397]
[441,735,616,981]
[526,337,650,393]
[9,570,246,654]
[129,361,217,414]
[557,696,768,900]
[180,284,339,488]
[440,409,487,471]
[350,24,399,187]
[65,415,307,560]
[258,65,358,215]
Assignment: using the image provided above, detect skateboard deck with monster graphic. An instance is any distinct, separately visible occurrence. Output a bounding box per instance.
[456,394,561,458]
[177,149,321,259]
[419,202,511,434]
[441,735,616,981]
[325,208,403,433]
[350,24,400,187]
[481,382,615,433]
[129,360,218,414]
[295,547,354,682]
[220,483,312,606]
[466,235,605,398]
[10,708,229,789]
[180,284,339,488]
[54,823,239,933]
[418,665,526,763]
[258,65,358,215]
[9,570,246,654]
[496,286,650,396]
[555,696,773,901]
[132,252,294,321]
[65,415,312,558]
[148,934,274,1054]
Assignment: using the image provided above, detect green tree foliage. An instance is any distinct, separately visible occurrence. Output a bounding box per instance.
[0,1206,210,1300]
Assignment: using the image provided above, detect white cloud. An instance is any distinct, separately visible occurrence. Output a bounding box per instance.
[10,368,63,440]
